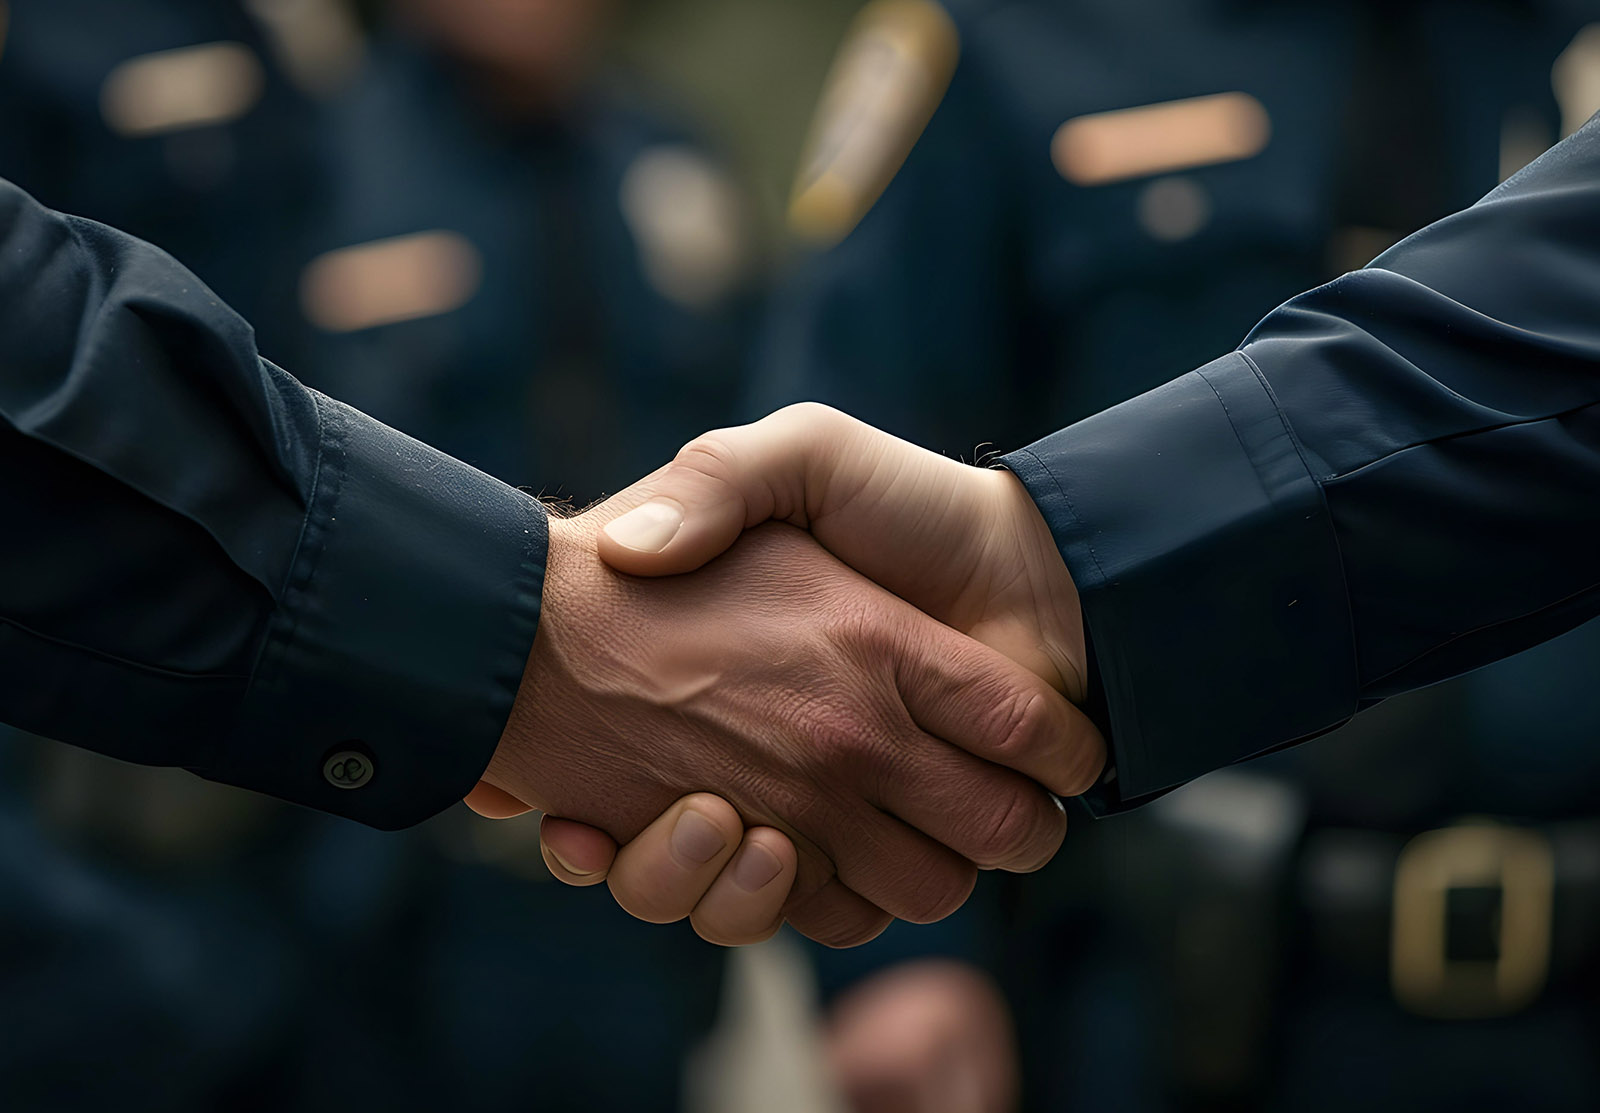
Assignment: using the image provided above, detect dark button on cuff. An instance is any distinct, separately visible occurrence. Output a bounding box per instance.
[324,750,374,789]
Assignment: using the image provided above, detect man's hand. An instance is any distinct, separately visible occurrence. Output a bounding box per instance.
[533,404,1100,944]
[598,403,1087,702]
[474,511,1101,946]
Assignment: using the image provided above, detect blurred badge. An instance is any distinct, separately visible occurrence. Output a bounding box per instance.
[99,42,266,137]
[300,230,483,332]
[620,146,747,310]
[1051,92,1270,187]
[788,0,959,246]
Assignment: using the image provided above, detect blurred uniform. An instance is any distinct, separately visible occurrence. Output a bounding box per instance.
[758,1,1600,1109]
[0,3,367,1109]
[0,0,343,352]
[297,37,753,491]
[292,26,753,1112]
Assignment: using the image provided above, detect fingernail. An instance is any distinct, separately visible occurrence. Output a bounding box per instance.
[731,843,784,892]
[603,499,684,553]
[671,810,728,866]
[549,848,597,878]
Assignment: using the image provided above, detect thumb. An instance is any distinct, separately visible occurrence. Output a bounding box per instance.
[596,402,859,577]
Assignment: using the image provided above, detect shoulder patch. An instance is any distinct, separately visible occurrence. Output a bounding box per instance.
[788,0,960,246]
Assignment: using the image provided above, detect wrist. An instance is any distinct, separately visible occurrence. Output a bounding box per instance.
[484,511,586,808]
[989,468,1088,702]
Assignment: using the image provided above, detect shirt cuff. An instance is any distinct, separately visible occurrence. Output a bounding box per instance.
[212,394,547,829]
[1001,352,1359,812]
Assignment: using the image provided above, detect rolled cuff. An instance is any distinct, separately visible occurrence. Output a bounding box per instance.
[1002,353,1358,812]
[214,394,547,829]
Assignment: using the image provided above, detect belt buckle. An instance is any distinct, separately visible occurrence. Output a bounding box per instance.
[1390,819,1554,1019]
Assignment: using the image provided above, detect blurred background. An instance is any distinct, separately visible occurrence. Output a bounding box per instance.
[3,1,1600,1110]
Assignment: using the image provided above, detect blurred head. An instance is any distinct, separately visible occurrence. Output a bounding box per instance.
[397,0,616,110]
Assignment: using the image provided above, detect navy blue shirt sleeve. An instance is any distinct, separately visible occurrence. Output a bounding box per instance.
[0,178,547,829]
[1004,118,1600,812]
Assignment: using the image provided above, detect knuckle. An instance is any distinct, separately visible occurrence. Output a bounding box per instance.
[897,858,977,924]
[774,400,842,429]
[987,688,1055,764]
[672,431,743,482]
[970,785,1052,866]
[802,698,888,774]
[819,590,884,646]
[784,888,893,949]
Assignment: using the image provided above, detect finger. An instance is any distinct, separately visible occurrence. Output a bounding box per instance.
[464,780,535,819]
[540,814,620,886]
[784,877,895,949]
[689,828,799,946]
[817,811,978,926]
[874,729,1068,874]
[896,624,1106,798]
[606,794,744,924]
[596,403,872,577]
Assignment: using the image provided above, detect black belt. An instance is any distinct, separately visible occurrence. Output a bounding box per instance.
[1297,819,1600,1019]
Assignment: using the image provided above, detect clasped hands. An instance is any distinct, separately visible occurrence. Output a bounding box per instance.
[466,404,1104,947]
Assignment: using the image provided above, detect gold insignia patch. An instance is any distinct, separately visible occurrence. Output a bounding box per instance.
[300,231,483,333]
[788,0,960,246]
[1052,91,1271,187]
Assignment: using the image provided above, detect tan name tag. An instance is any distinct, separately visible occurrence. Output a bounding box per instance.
[100,42,265,137]
[1052,91,1270,187]
[300,231,483,333]
[788,0,960,246]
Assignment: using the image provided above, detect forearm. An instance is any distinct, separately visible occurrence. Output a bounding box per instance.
[0,179,548,827]
[1007,118,1600,810]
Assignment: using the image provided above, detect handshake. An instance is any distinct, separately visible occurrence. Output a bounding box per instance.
[466,404,1106,947]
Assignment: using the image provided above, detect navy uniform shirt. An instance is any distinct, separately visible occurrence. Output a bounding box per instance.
[1004,118,1600,810]
[759,0,1600,811]
[0,177,546,830]
[1,25,1598,833]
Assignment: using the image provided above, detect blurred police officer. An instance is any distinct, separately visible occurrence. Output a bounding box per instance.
[293,3,751,1109]
[297,0,754,491]
[757,0,1600,1109]
[0,3,374,1109]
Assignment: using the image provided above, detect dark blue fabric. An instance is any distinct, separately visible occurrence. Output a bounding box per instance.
[1008,117,1600,808]
[296,42,753,500]
[0,178,547,828]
